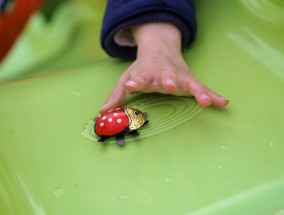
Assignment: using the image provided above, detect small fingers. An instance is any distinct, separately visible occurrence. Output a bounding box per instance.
[125,78,140,92]
[195,92,229,108]
[194,93,212,107]
[181,76,229,108]
[160,71,177,93]
[207,90,229,107]
[126,70,178,94]
[100,89,129,114]
[125,75,153,92]
[100,74,130,114]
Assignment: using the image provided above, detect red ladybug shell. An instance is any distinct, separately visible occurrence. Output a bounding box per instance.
[95,108,130,136]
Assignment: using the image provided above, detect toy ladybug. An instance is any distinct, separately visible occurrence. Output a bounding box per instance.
[93,108,149,145]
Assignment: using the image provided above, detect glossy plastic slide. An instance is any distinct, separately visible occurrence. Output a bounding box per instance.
[1,0,284,214]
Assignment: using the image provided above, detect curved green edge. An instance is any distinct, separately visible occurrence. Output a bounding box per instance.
[1,0,284,215]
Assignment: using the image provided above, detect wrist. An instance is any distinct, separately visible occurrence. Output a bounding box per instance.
[131,22,182,57]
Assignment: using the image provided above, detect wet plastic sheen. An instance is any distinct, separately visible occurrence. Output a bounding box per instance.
[1,0,284,214]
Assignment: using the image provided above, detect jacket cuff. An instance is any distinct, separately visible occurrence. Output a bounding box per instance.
[102,11,195,60]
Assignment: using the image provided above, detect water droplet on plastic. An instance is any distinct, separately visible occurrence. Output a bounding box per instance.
[268,141,275,147]
[140,198,149,203]
[119,193,129,200]
[217,164,223,170]
[164,177,173,183]
[53,187,64,197]
[72,91,81,96]
[219,144,229,150]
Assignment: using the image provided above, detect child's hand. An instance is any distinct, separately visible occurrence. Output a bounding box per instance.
[100,54,229,113]
[100,23,229,114]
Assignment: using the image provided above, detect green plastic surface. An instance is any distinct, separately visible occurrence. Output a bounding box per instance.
[1,0,284,214]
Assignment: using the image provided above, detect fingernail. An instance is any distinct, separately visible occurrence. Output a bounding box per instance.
[126,81,136,87]
[200,93,210,101]
[166,79,176,87]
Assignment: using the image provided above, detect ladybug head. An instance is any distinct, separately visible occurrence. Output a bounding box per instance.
[125,108,148,131]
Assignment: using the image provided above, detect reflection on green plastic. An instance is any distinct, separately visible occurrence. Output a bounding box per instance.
[1,0,284,214]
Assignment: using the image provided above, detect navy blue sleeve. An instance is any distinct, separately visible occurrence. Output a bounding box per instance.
[101,0,197,60]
